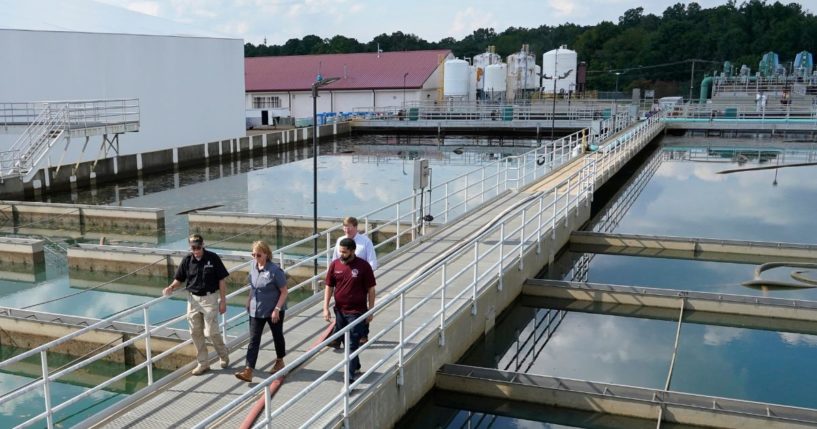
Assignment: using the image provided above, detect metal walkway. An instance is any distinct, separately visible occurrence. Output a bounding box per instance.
[0,99,140,182]
[0,115,665,429]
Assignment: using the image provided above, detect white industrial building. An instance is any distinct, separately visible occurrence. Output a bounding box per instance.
[0,0,245,171]
[245,50,452,126]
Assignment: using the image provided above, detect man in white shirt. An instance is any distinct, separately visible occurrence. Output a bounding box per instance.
[331,216,377,270]
[328,216,377,347]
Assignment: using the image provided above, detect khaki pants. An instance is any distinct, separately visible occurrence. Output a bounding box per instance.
[187,292,228,365]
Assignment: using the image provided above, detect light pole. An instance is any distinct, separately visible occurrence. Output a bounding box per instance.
[614,72,621,94]
[311,75,339,278]
[403,72,409,109]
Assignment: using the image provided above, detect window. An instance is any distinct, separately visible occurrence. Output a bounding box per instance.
[253,96,281,109]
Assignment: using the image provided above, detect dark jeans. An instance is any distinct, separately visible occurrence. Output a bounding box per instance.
[333,307,367,377]
[245,313,285,369]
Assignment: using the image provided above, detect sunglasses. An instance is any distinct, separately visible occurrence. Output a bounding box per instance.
[251,252,266,258]
[190,245,203,251]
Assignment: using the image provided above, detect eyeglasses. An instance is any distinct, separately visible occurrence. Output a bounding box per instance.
[190,245,203,251]
[251,253,265,258]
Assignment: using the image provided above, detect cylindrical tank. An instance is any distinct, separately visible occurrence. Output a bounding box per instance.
[542,45,577,94]
[484,63,507,93]
[474,51,502,91]
[531,64,542,90]
[443,58,469,97]
[507,47,537,101]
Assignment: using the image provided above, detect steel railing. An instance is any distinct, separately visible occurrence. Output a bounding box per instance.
[195,116,665,429]
[0,113,655,429]
[0,123,591,429]
[0,98,140,178]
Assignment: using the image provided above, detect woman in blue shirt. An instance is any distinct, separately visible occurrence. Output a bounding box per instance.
[235,240,288,382]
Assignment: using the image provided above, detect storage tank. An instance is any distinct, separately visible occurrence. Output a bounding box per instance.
[484,63,507,93]
[443,58,469,98]
[542,45,577,94]
[506,44,537,102]
[474,46,501,92]
[531,65,542,89]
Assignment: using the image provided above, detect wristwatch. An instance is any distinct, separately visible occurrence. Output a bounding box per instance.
[274,306,281,312]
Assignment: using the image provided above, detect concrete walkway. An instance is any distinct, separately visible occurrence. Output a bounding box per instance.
[84,120,663,429]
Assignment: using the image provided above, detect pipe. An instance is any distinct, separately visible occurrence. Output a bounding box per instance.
[741,262,817,289]
[239,322,337,429]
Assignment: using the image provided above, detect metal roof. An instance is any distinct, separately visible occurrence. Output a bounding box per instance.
[245,49,452,92]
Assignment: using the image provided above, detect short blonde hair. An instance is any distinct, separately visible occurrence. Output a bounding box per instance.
[252,240,272,258]
[342,216,358,227]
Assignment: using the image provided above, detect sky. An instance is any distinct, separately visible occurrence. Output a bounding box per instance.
[91,0,744,45]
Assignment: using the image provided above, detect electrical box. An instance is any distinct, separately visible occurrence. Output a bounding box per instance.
[413,158,430,190]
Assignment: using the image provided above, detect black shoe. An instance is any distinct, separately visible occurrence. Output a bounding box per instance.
[327,339,342,350]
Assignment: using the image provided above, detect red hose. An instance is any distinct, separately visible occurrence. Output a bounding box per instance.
[239,321,336,429]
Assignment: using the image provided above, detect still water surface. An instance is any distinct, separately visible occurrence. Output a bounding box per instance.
[399,137,817,427]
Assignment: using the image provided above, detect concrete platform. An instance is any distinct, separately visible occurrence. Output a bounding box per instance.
[569,231,817,264]
[436,364,817,429]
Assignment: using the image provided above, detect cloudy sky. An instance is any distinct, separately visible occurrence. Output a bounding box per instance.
[92,0,747,45]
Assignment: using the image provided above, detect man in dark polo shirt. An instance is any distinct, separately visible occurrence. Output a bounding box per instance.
[323,237,376,382]
[163,234,231,375]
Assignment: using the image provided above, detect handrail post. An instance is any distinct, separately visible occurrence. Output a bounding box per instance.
[492,218,504,293]
[443,183,449,223]
[326,232,331,268]
[343,329,351,427]
[481,168,485,203]
[264,385,272,429]
[221,312,227,344]
[396,203,401,249]
[398,292,405,386]
[537,196,543,254]
[41,350,54,429]
[519,209,526,271]
[439,264,446,346]
[464,175,469,212]
[143,307,154,385]
[471,241,478,315]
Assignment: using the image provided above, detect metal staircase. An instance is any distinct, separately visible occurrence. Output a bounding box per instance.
[0,99,140,183]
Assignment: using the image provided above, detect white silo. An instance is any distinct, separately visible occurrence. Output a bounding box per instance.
[531,64,542,89]
[542,45,577,94]
[484,63,507,101]
[443,58,469,98]
[474,46,501,92]
[507,44,536,102]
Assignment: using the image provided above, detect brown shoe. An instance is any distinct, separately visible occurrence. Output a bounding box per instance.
[359,336,368,345]
[271,358,285,373]
[234,367,253,382]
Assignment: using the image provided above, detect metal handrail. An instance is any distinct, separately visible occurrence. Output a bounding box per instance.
[200,155,598,429]
[195,116,664,429]
[2,114,653,429]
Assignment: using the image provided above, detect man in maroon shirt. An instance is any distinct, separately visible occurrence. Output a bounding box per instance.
[323,237,376,381]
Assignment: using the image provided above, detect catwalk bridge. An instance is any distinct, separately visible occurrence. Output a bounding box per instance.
[3,111,816,429]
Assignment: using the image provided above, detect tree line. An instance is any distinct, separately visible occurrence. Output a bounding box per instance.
[244,1,817,93]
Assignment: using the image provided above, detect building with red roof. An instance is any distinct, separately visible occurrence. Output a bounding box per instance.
[245,49,452,125]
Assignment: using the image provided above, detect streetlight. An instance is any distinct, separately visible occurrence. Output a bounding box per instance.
[402,72,409,109]
[311,75,339,279]
[614,72,621,94]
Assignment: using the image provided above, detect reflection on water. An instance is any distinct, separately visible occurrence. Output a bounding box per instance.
[670,323,817,409]
[0,134,539,427]
[397,389,705,429]
[461,303,676,389]
[403,136,817,427]
[0,345,170,428]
